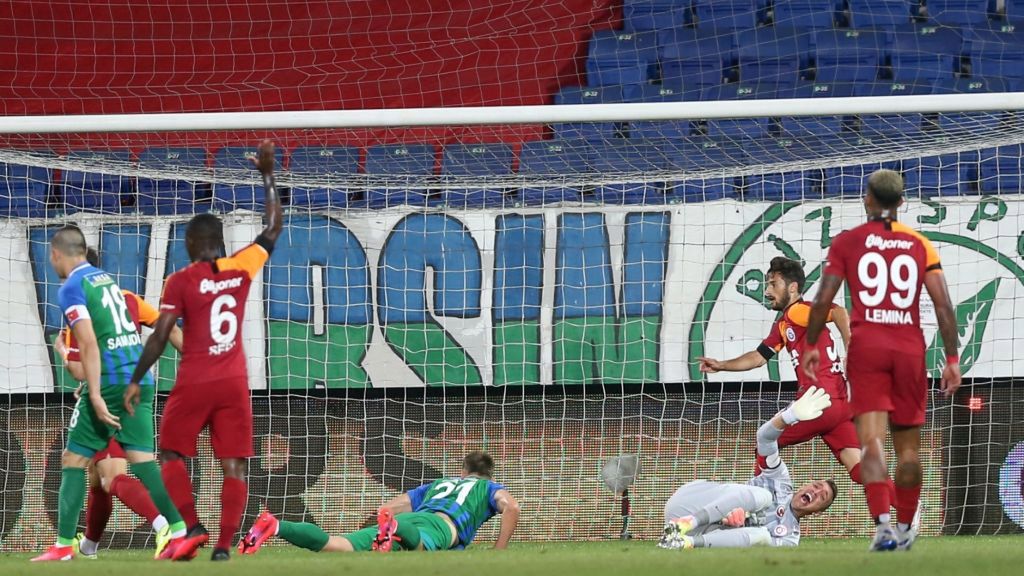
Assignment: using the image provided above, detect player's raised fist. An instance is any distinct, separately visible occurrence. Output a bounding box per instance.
[252,139,276,176]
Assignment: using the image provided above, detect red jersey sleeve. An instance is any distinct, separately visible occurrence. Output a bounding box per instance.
[217,243,269,280]
[761,320,784,355]
[823,232,849,280]
[160,272,186,316]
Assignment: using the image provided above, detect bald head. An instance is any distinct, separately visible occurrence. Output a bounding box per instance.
[51,226,87,257]
[866,169,904,209]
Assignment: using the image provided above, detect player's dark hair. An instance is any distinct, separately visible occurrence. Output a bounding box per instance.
[867,169,904,209]
[825,479,838,507]
[50,225,87,257]
[186,213,224,246]
[463,450,494,478]
[767,257,805,293]
[85,247,100,267]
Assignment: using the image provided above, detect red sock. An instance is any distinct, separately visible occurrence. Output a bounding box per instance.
[864,481,892,522]
[110,474,160,525]
[85,485,113,543]
[894,484,922,526]
[849,463,863,484]
[161,458,199,529]
[888,478,898,503]
[217,477,248,550]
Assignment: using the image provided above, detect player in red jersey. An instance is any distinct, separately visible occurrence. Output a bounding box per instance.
[127,140,283,561]
[698,257,866,483]
[57,247,186,558]
[802,169,961,552]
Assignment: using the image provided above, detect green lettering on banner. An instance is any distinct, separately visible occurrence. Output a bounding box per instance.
[926,278,1000,377]
[917,199,947,226]
[383,323,482,386]
[1019,231,1024,259]
[493,321,540,386]
[967,196,1007,231]
[267,322,372,389]
[553,317,661,385]
[804,207,835,248]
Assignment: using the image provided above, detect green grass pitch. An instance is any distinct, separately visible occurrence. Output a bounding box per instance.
[1,538,1022,576]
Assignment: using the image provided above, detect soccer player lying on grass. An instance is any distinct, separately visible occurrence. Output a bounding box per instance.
[659,387,836,549]
[238,450,520,553]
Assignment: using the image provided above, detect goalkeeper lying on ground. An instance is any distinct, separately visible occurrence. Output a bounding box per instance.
[659,386,837,549]
[238,450,520,553]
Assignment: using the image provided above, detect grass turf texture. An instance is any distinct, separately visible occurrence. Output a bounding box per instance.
[1,538,1022,576]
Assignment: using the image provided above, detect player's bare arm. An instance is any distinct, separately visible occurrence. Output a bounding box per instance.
[493,489,520,549]
[924,270,962,397]
[380,493,413,515]
[125,312,181,415]
[252,139,284,247]
[71,319,120,429]
[830,305,851,351]
[167,324,184,354]
[698,351,767,374]
[801,273,843,381]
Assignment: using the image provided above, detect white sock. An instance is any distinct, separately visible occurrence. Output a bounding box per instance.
[79,537,99,555]
[153,515,169,533]
[877,513,891,525]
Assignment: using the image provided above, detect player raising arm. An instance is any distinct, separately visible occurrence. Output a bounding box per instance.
[802,169,961,552]
[659,387,836,549]
[698,257,864,484]
[127,139,283,561]
[238,451,520,553]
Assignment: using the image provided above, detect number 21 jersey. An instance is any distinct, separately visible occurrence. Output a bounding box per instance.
[160,240,271,386]
[824,219,941,356]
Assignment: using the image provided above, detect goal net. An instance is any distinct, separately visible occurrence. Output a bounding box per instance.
[2,0,1024,552]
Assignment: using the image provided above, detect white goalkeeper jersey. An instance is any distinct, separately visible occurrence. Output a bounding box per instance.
[747,460,801,546]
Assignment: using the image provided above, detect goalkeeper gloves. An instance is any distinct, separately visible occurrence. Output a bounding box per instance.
[781,386,831,425]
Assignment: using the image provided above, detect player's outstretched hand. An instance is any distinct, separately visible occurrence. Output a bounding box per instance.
[251,139,275,176]
[697,357,723,374]
[92,396,121,429]
[123,382,142,417]
[800,348,821,382]
[941,361,962,398]
[790,385,831,422]
[721,507,746,528]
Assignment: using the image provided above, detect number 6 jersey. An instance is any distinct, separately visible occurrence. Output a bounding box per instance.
[824,218,941,356]
[159,238,272,386]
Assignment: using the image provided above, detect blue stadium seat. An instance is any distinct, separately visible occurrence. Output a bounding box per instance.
[587,140,667,204]
[516,140,588,205]
[586,30,658,86]
[778,82,856,136]
[891,25,962,83]
[364,144,437,208]
[663,139,741,202]
[772,0,836,28]
[623,0,691,31]
[978,144,1024,193]
[137,148,208,215]
[932,77,1012,131]
[903,152,978,196]
[694,0,761,29]
[742,137,823,201]
[0,161,51,217]
[553,85,626,140]
[823,147,900,197]
[854,82,932,135]
[813,29,887,83]
[62,150,130,214]
[848,0,914,28]
[213,146,283,212]
[1009,0,1024,22]
[628,83,692,103]
[288,146,360,209]
[924,1,991,26]
[628,120,693,140]
[699,83,779,138]
[964,25,1024,84]
[736,27,812,88]
[658,28,735,91]
[441,143,514,208]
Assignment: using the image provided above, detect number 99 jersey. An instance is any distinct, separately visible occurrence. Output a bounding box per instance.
[407,476,506,549]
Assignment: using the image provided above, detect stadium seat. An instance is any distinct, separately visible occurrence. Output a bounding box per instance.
[62,150,131,214]
[694,0,761,29]
[553,85,627,140]
[212,146,283,212]
[586,30,659,87]
[662,139,741,202]
[623,0,691,31]
[0,161,51,217]
[823,149,900,197]
[924,1,992,26]
[658,28,735,91]
[137,148,208,215]
[1009,0,1024,22]
[903,152,978,196]
[932,77,1012,131]
[771,0,836,28]
[813,29,888,83]
[699,83,779,138]
[978,144,1024,193]
[964,25,1024,84]
[742,137,823,201]
[587,140,667,204]
[628,83,692,103]
[854,82,932,135]
[848,0,914,28]
[288,146,360,209]
[628,120,693,140]
[441,143,515,208]
[891,25,962,83]
[364,144,437,208]
[736,27,812,88]
[516,140,588,206]
[778,82,856,136]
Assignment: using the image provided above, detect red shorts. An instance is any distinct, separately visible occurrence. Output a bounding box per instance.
[777,398,860,460]
[93,438,127,461]
[159,377,253,459]
[846,345,927,427]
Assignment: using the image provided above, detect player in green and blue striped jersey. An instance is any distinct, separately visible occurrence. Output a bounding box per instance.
[238,451,520,553]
